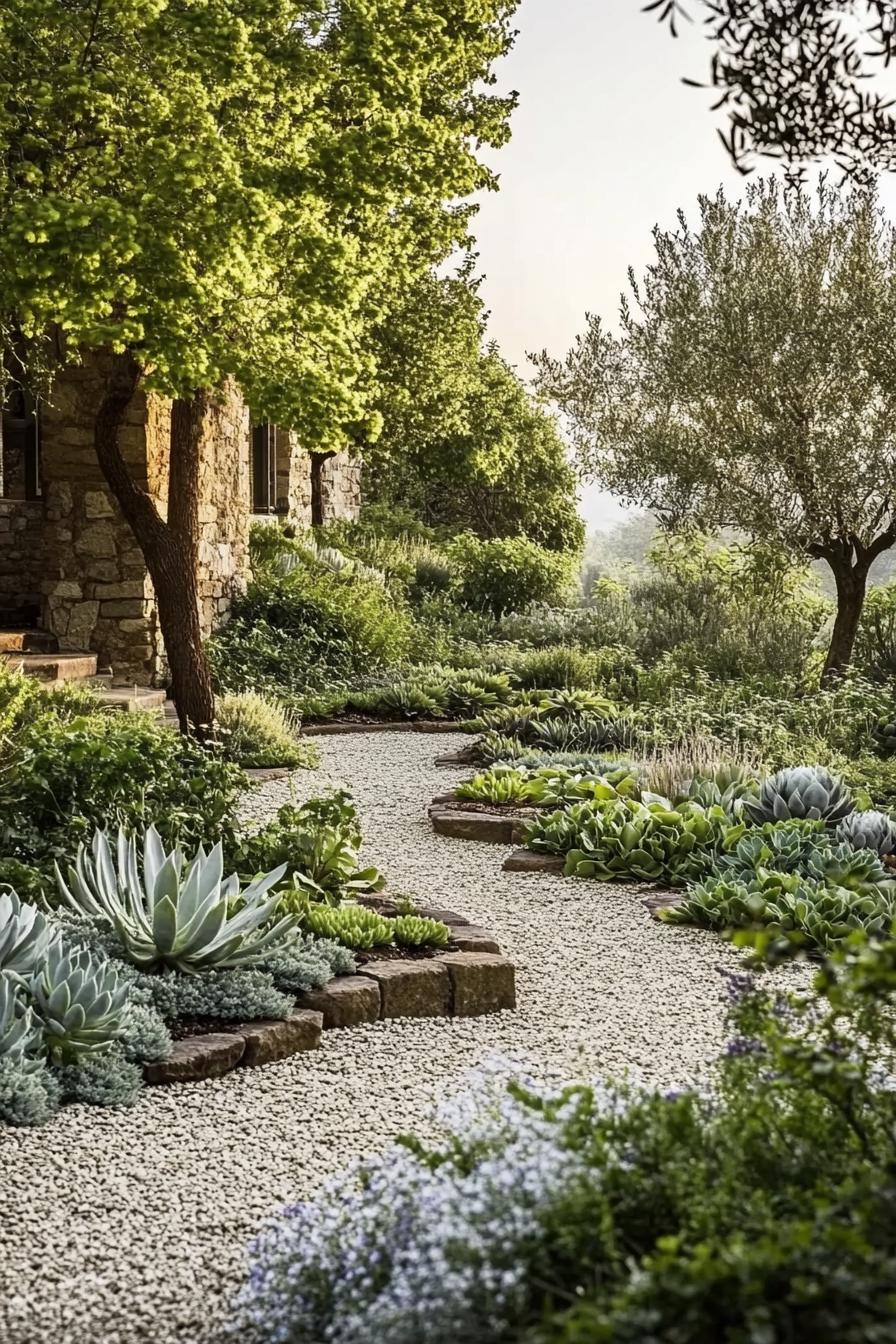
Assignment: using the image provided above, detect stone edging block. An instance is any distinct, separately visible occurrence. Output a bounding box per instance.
[296,975,382,1029]
[429,805,528,845]
[143,1033,246,1085]
[438,951,516,1016]
[234,1010,323,1067]
[358,959,452,1019]
[502,848,566,873]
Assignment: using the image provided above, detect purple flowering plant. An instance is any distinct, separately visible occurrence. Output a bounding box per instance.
[236,931,896,1343]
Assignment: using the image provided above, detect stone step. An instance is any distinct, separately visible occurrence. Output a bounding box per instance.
[0,629,59,653]
[3,651,98,682]
[93,685,167,715]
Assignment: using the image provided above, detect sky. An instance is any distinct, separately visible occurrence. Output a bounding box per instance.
[469,0,896,532]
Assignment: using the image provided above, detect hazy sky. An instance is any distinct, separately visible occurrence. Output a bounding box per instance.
[469,0,896,531]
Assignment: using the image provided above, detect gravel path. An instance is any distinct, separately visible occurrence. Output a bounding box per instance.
[0,731,745,1344]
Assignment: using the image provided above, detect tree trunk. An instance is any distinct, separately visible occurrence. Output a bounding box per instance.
[93,354,215,734]
[822,558,871,682]
[309,450,336,527]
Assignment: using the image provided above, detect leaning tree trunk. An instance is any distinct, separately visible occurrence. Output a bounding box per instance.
[821,558,871,683]
[92,353,215,733]
[309,450,336,527]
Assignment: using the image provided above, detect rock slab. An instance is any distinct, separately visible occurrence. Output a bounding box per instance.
[296,976,382,1029]
[438,951,517,1017]
[359,960,452,1019]
[430,807,525,845]
[502,848,566,873]
[235,1011,323,1067]
[143,1034,245,1085]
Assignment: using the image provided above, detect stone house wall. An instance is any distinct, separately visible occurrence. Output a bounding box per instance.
[0,354,361,686]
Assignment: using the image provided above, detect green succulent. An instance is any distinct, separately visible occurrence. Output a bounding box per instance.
[390,915,451,948]
[456,767,534,805]
[872,717,896,758]
[719,819,832,881]
[527,765,640,806]
[663,870,896,954]
[30,940,131,1062]
[528,797,731,886]
[472,732,529,765]
[56,825,296,974]
[378,683,446,720]
[529,714,626,755]
[0,890,53,981]
[0,976,43,1069]
[537,689,616,719]
[837,809,896,857]
[647,766,760,819]
[744,765,854,826]
[303,903,393,950]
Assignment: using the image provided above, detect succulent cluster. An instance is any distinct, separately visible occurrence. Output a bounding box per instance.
[528,797,731,886]
[743,765,854,826]
[664,869,896,953]
[456,763,639,808]
[302,903,450,951]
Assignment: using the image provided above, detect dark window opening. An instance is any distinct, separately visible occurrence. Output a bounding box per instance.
[1,389,41,500]
[251,422,277,513]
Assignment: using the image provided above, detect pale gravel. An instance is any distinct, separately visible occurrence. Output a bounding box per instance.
[0,731,750,1344]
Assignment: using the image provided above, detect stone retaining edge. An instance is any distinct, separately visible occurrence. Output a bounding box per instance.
[144,910,514,1085]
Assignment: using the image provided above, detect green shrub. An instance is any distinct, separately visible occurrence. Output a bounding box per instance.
[216,691,318,769]
[448,534,574,616]
[0,700,245,879]
[233,796,383,905]
[855,580,896,682]
[211,563,412,695]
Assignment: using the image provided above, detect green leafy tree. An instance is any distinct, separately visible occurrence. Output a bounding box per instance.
[365,268,583,552]
[535,179,896,680]
[0,0,517,728]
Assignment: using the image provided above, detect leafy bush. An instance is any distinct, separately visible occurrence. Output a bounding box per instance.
[448,534,574,616]
[0,679,245,882]
[210,563,412,696]
[232,796,384,905]
[216,692,317,770]
[855,579,896,682]
[527,797,732,886]
[236,932,896,1343]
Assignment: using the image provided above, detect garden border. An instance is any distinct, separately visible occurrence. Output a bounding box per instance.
[302,720,462,737]
[143,904,515,1085]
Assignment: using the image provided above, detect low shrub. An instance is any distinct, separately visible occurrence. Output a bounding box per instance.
[0,678,245,883]
[232,796,384,904]
[448,534,575,616]
[216,691,318,770]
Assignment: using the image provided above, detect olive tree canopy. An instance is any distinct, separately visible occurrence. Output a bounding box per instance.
[534,179,896,678]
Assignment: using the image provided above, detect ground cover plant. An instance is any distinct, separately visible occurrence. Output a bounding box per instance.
[235,928,896,1343]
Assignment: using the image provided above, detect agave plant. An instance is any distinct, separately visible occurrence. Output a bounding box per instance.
[744,766,854,827]
[0,891,54,981]
[30,940,131,1061]
[837,809,896,857]
[529,714,626,755]
[56,826,295,974]
[0,976,43,1067]
[719,820,832,882]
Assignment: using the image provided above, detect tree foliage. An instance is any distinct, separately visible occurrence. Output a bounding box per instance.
[365,266,583,552]
[653,0,896,180]
[0,0,518,439]
[534,178,896,676]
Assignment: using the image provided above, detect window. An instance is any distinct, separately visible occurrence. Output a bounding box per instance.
[1,388,41,500]
[251,422,277,513]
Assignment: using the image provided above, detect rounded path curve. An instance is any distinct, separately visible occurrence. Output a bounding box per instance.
[0,731,743,1344]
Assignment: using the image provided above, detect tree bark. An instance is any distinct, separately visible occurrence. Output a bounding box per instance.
[309,449,336,527]
[93,353,215,733]
[821,554,871,683]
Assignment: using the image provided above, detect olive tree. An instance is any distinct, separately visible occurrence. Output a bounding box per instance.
[653,0,896,180]
[534,178,896,679]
